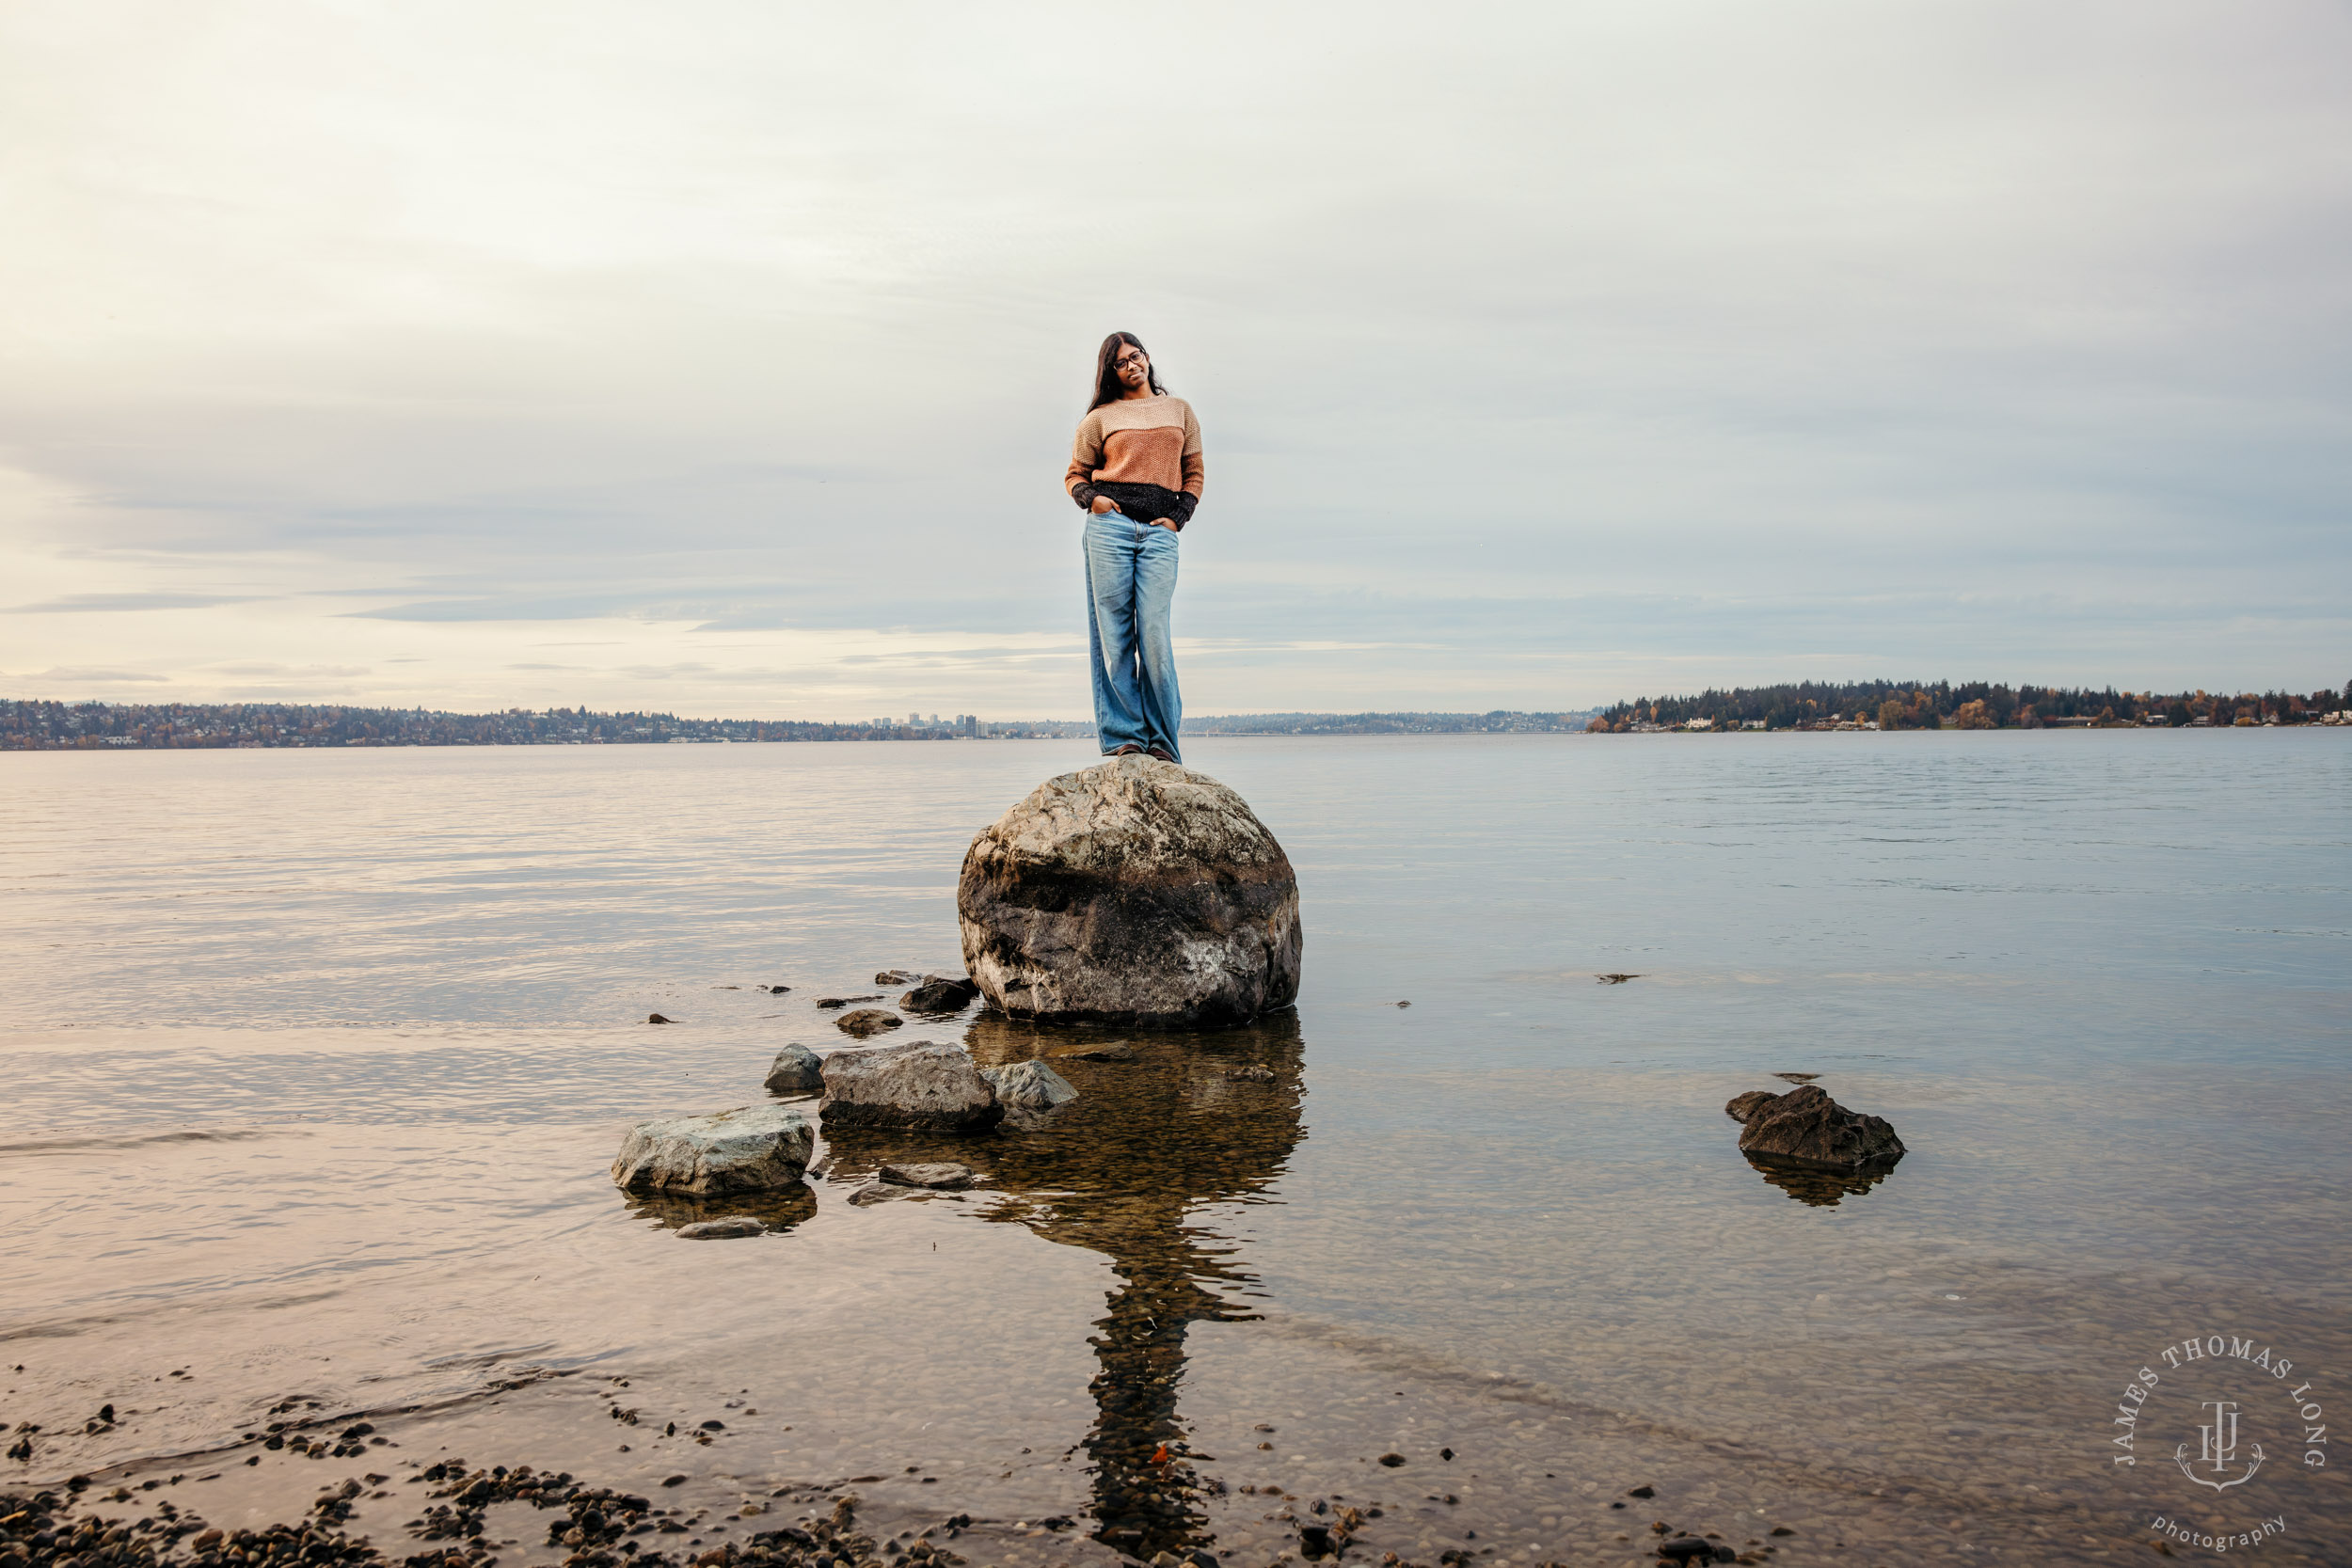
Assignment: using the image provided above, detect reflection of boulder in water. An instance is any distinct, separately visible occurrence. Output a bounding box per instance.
[622,1183,818,1235]
[1746,1155,1899,1207]
[819,1009,1307,1560]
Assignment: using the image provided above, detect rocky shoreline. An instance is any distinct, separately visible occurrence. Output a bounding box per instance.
[1,1439,1798,1568]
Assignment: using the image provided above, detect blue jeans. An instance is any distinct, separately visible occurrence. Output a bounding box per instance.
[1083,512,1182,760]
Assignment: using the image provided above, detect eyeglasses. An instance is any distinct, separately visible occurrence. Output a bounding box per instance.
[1115,352,1148,367]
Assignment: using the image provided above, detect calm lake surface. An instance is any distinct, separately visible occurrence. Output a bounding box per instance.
[3,734,2346,1567]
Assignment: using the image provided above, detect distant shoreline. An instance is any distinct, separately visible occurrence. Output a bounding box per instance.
[5,691,2346,750]
[0,702,1596,751]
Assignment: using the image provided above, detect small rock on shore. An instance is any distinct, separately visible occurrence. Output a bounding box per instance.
[981,1058,1078,1110]
[900,975,981,1013]
[612,1104,816,1196]
[1732,1085,1905,1172]
[819,1039,1002,1132]
[763,1043,825,1095]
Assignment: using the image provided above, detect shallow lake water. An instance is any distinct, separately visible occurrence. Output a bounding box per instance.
[3,733,2346,1567]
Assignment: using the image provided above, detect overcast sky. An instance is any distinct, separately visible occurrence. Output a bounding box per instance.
[4,1,2346,719]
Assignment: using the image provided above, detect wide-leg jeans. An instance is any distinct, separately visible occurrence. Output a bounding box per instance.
[1082,512,1182,760]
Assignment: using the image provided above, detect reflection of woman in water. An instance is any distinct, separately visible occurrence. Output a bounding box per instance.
[1065,332,1203,764]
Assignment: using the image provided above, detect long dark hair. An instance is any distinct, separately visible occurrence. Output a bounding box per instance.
[1088,331,1166,412]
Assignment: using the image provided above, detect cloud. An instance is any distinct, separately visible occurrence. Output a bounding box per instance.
[10,667,171,684]
[0,0,2346,713]
[8,593,265,613]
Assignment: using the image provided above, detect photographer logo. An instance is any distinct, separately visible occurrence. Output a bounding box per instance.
[2105,1333,2326,1554]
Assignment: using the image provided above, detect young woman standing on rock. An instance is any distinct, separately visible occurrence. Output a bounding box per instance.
[1065,331,1202,763]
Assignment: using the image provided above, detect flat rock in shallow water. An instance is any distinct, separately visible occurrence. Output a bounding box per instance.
[763,1043,825,1095]
[818,1039,1002,1132]
[612,1104,816,1196]
[675,1216,765,1240]
[1736,1084,1904,1172]
[874,969,922,985]
[1046,1040,1137,1063]
[958,755,1303,1029]
[881,1161,977,1189]
[834,1008,902,1038]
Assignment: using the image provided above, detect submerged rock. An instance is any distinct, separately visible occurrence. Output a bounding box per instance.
[763,1043,825,1095]
[612,1104,816,1196]
[874,969,922,986]
[835,1008,902,1038]
[1046,1040,1137,1063]
[818,1039,1002,1132]
[675,1216,765,1240]
[958,755,1303,1029]
[1735,1085,1905,1172]
[900,974,981,1013]
[881,1161,977,1189]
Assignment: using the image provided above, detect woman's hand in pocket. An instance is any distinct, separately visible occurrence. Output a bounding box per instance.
[1089,496,1121,515]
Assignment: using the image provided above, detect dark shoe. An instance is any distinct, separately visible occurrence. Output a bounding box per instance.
[1147,747,1176,763]
[1111,743,1144,756]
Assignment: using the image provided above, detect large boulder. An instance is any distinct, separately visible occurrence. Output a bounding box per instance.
[958,756,1303,1028]
[818,1039,1002,1132]
[612,1104,817,1196]
[1735,1085,1905,1172]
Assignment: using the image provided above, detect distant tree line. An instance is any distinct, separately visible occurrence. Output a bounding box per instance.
[0,701,1600,749]
[0,701,967,751]
[1588,679,2352,732]
[1185,710,1592,736]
